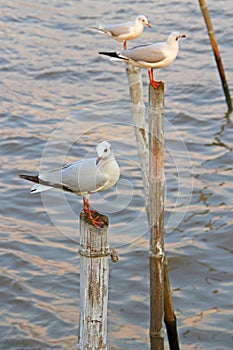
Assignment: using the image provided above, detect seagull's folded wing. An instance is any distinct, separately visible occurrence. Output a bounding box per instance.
[106,23,132,37]
[39,159,109,195]
[124,44,166,64]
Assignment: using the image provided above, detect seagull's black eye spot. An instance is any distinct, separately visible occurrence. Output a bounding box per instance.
[176,36,179,41]
[104,148,108,153]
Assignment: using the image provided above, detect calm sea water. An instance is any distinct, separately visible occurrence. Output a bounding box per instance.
[1,1,232,349]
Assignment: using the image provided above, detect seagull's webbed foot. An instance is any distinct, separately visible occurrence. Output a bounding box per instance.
[83,198,104,229]
[89,213,105,229]
[150,80,161,89]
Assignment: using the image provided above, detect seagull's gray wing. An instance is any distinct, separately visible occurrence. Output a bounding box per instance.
[40,159,109,194]
[121,44,166,64]
[105,22,133,37]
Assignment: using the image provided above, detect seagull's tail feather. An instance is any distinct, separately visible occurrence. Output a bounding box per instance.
[89,26,109,35]
[31,184,51,194]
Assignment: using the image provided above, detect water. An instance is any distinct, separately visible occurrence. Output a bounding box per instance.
[1,1,232,349]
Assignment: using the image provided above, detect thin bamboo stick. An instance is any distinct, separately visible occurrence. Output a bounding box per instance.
[149,83,165,350]
[198,0,232,113]
[77,212,110,350]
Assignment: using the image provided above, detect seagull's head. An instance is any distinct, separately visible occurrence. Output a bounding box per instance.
[168,32,186,44]
[96,141,113,165]
[136,15,151,28]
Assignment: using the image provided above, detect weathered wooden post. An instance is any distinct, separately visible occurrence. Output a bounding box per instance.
[126,65,180,349]
[198,0,232,113]
[77,212,111,350]
[149,83,165,350]
[148,84,180,350]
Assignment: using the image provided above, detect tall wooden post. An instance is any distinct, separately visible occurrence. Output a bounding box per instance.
[126,64,180,349]
[149,83,165,350]
[77,212,110,350]
[198,0,232,113]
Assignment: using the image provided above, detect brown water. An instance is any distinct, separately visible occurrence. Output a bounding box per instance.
[1,1,232,349]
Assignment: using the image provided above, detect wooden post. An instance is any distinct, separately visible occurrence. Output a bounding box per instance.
[198,0,232,113]
[126,64,180,349]
[77,212,110,350]
[149,83,165,350]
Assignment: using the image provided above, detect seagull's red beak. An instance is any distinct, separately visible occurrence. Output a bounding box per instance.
[96,156,102,165]
[180,34,186,38]
[146,22,151,28]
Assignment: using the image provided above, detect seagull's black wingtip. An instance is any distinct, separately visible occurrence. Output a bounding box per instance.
[99,51,119,58]
[19,174,40,183]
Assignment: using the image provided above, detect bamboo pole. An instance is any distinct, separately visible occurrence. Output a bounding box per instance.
[77,212,110,350]
[198,0,232,113]
[149,82,165,350]
[126,65,180,349]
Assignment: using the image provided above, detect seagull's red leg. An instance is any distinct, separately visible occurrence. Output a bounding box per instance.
[83,197,89,213]
[82,198,104,229]
[123,40,127,49]
[83,197,97,214]
[148,68,160,89]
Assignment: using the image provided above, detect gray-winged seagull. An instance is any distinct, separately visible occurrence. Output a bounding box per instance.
[20,141,120,228]
[99,31,186,88]
[90,15,151,49]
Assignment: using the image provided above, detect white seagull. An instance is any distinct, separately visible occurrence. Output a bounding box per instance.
[20,141,120,228]
[90,15,151,49]
[99,31,186,88]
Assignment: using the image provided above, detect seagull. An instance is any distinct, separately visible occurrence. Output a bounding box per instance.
[90,15,151,49]
[20,141,120,228]
[99,31,186,88]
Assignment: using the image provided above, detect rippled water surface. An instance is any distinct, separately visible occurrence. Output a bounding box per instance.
[1,1,232,349]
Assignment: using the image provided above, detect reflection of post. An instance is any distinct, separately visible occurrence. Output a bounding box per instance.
[149,83,165,350]
[77,212,110,350]
[126,63,150,217]
[164,256,180,350]
[198,0,232,113]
